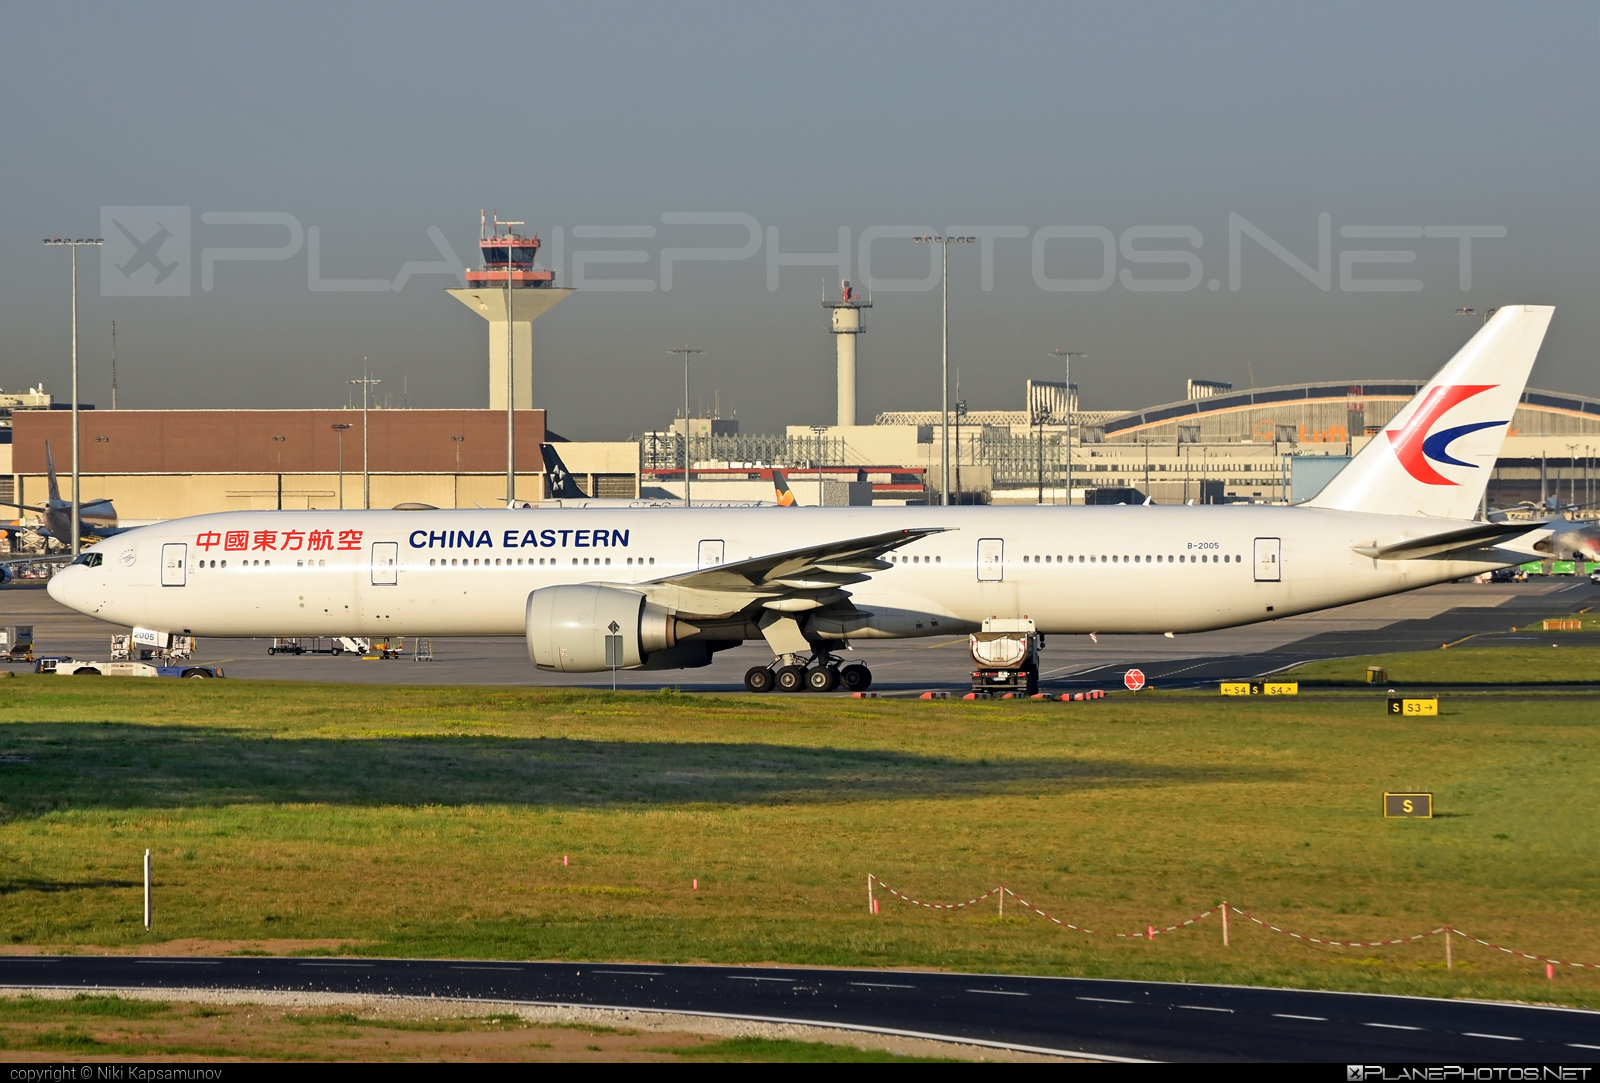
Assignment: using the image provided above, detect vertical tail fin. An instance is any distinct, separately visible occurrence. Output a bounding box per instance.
[772,469,797,507]
[44,441,62,504]
[539,443,588,498]
[1307,305,1552,520]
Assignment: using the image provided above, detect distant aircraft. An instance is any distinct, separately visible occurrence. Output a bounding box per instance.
[0,441,133,544]
[1489,497,1598,563]
[525,443,784,508]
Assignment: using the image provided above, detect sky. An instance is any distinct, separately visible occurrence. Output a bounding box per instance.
[2,2,1597,438]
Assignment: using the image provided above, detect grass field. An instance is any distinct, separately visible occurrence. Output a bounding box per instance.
[1290,643,1600,685]
[1,676,1597,1012]
[0,993,956,1061]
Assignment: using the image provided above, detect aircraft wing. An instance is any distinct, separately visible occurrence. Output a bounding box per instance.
[1353,520,1549,561]
[639,526,946,619]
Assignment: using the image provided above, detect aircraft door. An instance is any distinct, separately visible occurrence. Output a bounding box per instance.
[371,541,399,586]
[160,543,187,587]
[1253,537,1282,582]
[977,538,1004,581]
[697,539,725,568]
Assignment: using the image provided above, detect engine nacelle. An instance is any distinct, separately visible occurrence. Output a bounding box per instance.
[525,584,675,672]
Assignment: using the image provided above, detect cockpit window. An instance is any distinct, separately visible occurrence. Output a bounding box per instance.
[70,552,103,567]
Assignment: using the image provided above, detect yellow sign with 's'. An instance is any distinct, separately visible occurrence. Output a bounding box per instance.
[1384,792,1433,818]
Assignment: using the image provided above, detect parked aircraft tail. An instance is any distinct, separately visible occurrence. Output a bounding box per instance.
[45,441,62,504]
[539,443,588,499]
[772,469,798,507]
[1306,305,1552,521]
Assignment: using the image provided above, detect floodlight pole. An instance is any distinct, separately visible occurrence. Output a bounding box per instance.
[668,348,704,506]
[810,424,829,506]
[501,220,525,505]
[331,424,352,509]
[44,237,102,556]
[1052,350,1087,505]
[915,235,974,505]
[349,365,380,510]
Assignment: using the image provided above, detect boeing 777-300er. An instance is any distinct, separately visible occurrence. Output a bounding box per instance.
[49,306,1557,691]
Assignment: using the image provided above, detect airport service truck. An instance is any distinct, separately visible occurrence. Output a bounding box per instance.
[969,618,1041,696]
[35,656,225,678]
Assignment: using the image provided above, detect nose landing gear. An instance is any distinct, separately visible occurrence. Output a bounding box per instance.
[744,651,872,694]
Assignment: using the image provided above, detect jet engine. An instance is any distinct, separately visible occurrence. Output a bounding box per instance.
[525,584,676,672]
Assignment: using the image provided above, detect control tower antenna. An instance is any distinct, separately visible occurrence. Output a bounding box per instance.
[824,279,872,427]
[447,208,574,497]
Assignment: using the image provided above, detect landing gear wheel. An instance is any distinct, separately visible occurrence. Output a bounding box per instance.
[839,665,872,693]
[775,665,807,693]
[744,666,775,693]
[806,665,840,693]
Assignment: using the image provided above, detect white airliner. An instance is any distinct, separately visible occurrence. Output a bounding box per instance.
[49,306,1556,692]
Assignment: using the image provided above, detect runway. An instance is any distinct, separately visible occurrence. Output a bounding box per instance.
[2,955,1596,1062]
[2,578,1593,693]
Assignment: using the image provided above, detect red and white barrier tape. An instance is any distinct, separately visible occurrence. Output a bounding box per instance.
[1229,906,1441,947]
[1000,887,1098,935]
[866,876,1600,968]
[872,877,1005,912]
[1449,926,1600,970]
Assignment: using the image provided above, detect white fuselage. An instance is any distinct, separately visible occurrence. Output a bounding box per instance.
[48,505,1519,647]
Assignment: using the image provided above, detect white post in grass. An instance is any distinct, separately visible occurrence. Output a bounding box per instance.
[143,849,151,930]
[1222,902,1229,947]
[867,874,874,914]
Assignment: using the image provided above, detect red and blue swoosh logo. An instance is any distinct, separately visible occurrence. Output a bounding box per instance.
[1386,385,1506,486]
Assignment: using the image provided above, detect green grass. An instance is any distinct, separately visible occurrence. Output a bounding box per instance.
[1289,644,1600,685]
[660,1037,958,1062]
[0,994,172,1020]
[1,678,1598,1010]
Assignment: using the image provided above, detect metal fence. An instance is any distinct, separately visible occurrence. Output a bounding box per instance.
[974,429,1066,489]
[641,433,849,470]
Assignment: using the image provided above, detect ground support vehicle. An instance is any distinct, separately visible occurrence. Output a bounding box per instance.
[969,618,1041,696]
[365,637,404,659]
[268,636,370,656]
[1,625,34,664]
[35,656,224,678]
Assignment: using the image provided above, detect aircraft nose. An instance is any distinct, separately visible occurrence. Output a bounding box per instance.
[46,566,86,611]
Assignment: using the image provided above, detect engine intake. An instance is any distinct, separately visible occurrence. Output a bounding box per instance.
[525,584,675,672]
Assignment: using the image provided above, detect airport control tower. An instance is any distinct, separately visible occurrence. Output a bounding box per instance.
[447,212,573,410]
[824,279,871,427]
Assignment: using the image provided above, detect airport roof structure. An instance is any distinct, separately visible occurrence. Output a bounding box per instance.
[1098,381,1600,445]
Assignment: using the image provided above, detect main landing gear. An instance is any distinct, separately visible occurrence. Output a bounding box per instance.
[744,651,870,694]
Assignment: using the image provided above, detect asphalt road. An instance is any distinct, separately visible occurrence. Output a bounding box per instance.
[2,955,1596,1061]
[2,578,1593,693]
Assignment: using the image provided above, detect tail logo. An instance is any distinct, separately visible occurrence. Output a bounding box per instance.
[1386,384,1506,486]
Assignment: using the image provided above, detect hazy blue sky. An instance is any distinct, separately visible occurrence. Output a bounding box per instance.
[3,2,1596,437]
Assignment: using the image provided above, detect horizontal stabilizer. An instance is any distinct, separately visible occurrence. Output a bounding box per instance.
[1352,520,1548,560]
